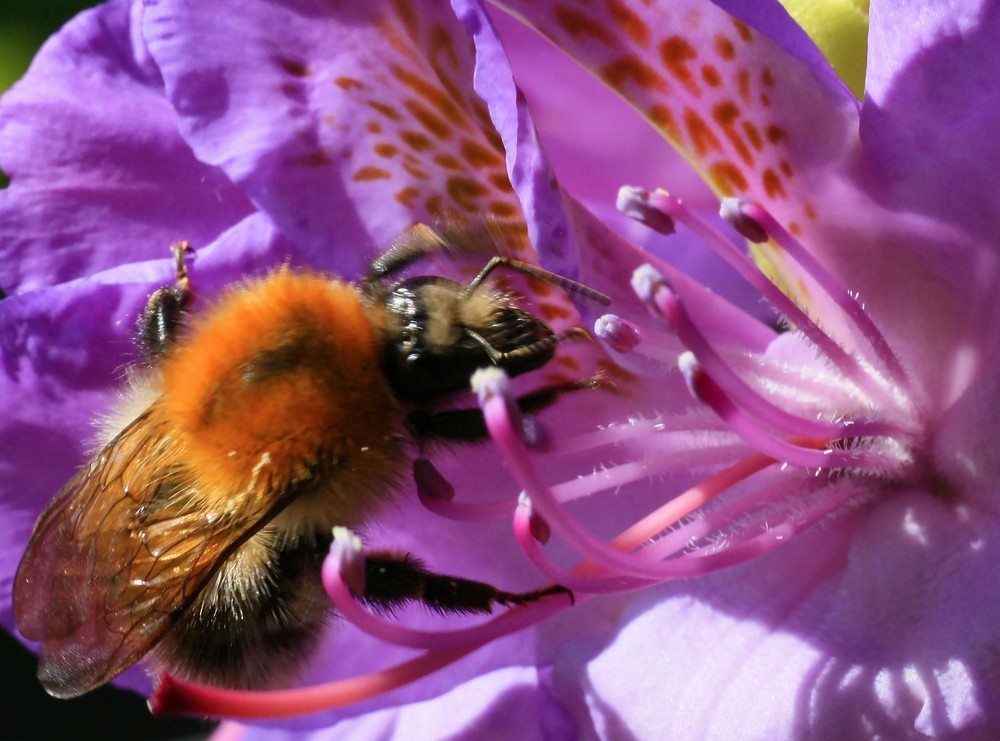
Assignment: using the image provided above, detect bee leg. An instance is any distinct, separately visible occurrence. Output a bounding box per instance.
[406,374,610,443]
[361,551,571,615]
[364,224,449,283]
[463,256,610,306]
[138,241,195,360]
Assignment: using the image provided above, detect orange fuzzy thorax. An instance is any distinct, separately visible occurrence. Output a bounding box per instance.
[158,270,402,500]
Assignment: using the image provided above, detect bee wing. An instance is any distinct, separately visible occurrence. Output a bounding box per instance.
[13,408,291,698]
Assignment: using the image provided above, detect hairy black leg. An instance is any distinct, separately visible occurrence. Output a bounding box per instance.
[361,551,571,615]
[407,374,610,443]
[138,241,195,359]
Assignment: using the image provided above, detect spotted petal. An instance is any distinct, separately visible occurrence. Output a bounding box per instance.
[142,0,536,275]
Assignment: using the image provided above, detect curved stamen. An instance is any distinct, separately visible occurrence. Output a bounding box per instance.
[617,185,676,235]
[414,459,513,521]
[593,312,679,375]
[321,528,569,651]
[150,647,477,720]
[680,353,905,473]
[730,199,909,387]
[639,266,908,441]
[672,477,867,565]
[594,314,641,354]
[513,500,656,593]
[622,187,892,404]
[476,367,809,581]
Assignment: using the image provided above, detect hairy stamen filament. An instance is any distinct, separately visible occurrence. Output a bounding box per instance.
[730,199,908,386]
[642,268,906,442]
[621,187,895,405]
[680,353,906,473]
[477,368,821,581]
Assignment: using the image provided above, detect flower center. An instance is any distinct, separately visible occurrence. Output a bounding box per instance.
[150,189,928,721]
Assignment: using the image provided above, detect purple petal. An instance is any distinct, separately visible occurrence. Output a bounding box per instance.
[861,0,1000,248]
[142,0,531,275]
[0,0,253,294]
[563,495,1000,736]
[216,664,577,739]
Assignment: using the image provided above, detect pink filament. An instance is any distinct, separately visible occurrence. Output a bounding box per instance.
[634,189,887,401]
[646,272,900,441]
[320,531,569,651]
[150,647,476,720]
[735,200,908,386]
[478,369,804,581]
[414,458,514,521]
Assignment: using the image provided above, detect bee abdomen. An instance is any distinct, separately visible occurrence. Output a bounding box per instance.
[151,530,331,689]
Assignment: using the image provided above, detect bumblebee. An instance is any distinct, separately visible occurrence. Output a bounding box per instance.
[13,223,608,698]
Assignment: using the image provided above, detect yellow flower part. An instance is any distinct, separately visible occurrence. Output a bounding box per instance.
[778,0,869,98]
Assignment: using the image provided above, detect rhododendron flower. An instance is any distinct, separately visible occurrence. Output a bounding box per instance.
[3,0,999,739]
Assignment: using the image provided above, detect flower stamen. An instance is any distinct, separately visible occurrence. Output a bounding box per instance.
[414,458,512,521]
[728,199,908,386]
[620,186,890,402]
[320,528,567,651]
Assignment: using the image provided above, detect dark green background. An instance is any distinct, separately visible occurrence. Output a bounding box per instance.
[2,3,212,738]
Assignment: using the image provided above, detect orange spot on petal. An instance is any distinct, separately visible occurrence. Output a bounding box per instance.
[488,173,515,192]
[402,162,430,181]
[555,4,618,46]
[555,354,582,371]
[391,65,462,122]
[401,130,434,152]
[742,120,763,150]
[395,186,420,208]
[488,201,519,217]
[368,101,401,121]
[683,108,722,156]
[648,103,681,142]
[335,76,364,90]
[540,302,573,322]
[433,152,462,170]
[404,100,453,140]
[425,194,444,215]
[447,175,488,211]
[731,18,754,42]
[736,68,751,104]
[276,56,309,78]
[765,124,787,144]
[353,166,391,181]
[461,138,504,168]
[600,56,668,93]
[714,34,736,61]
[607,0,651,46]
[708,161,748,195]
[660,36,701,96]
[712,101,754,166]
[762,168,786,199]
